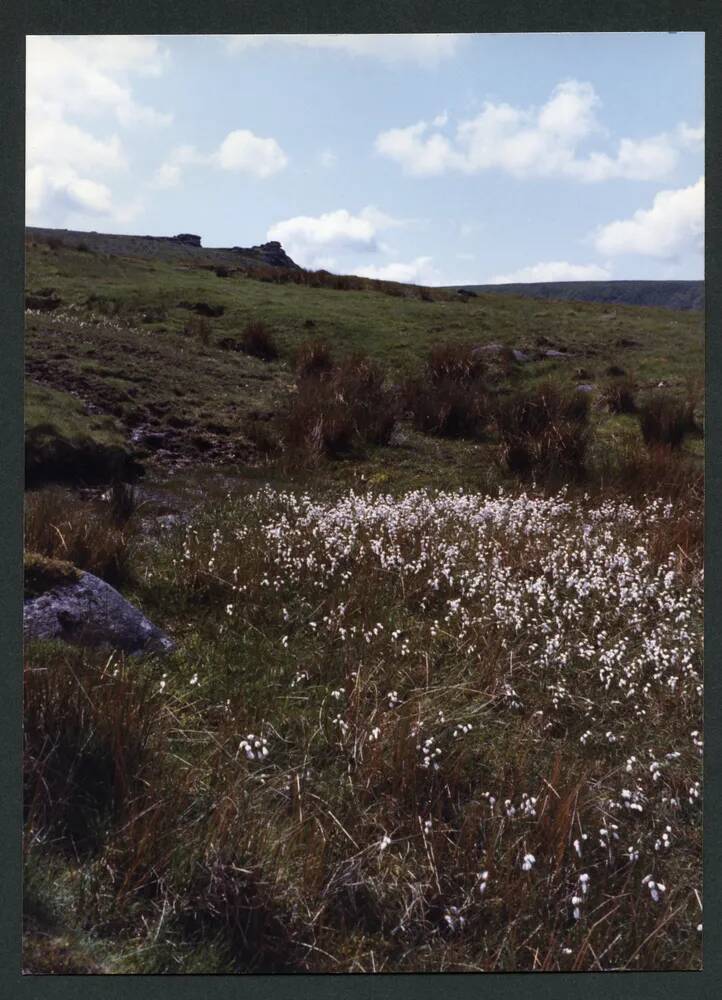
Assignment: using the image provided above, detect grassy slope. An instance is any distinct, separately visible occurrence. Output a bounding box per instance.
[25,241,703,491]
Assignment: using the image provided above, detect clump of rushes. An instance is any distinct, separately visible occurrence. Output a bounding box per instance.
[25,487,136,586]
[603,378,638,414]
[495,382,591,479]
[282,354,397,461]
[405,341,489,440]
[240,321,279,361]
[638,393,690,449]
[295,338,334,380]
[426,341,486,385]
[405,376,489,439]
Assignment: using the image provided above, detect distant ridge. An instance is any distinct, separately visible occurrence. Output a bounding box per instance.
[448,280,704,312]
[25,226,300,270]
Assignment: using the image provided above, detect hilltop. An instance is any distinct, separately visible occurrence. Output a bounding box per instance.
[449,279,704,312]
[26,226,299,270]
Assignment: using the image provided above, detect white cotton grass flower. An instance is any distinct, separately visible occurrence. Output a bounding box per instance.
[522,853,536,871]
[444,906,465,932]
[642,875,666,903]
[239,733,269,761]
[379,834,392,852]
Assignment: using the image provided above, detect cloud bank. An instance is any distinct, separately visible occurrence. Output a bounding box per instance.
[376,80,700,183]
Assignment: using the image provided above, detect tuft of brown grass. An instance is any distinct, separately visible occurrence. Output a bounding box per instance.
[282,355,397,462]
[603,378,638,414]
[404,341,490,440]
[295,338,335,380]
[25,487,136,586]
[426,342,486,385]
[405,377,489,439]
[240,321,279,362]
[495,383,591,479]
[638,393,689,450]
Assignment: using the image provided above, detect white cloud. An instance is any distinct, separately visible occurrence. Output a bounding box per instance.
[487,260,612,284]
[26,35,171,224]
[356,256,440,285]
[266,205,408,268]
[27,118,125,174]
[225,34,462,67]
[267,209,377,267]
[593,176,704,258]
[375,80,696,182]
[216,129,288,176]
[153,131,288,187]
[26,165,113,216]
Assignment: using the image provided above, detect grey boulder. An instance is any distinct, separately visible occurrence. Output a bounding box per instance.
[24,571,175,656]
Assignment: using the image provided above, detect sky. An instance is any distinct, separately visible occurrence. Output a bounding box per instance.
[26,32,704,286]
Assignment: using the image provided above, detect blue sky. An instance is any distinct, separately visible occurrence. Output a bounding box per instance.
[26,32,704,285]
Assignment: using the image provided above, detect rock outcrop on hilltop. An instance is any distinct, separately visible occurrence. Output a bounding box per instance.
[173,233,202,247]
[25,227,301,270]
[239,240,298,268]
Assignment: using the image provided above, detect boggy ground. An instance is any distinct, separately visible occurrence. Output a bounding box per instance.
[23,481,703,973]
[23,236,704,973]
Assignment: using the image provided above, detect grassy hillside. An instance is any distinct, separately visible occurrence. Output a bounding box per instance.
[449,280,704,312]
[25,238,703,491]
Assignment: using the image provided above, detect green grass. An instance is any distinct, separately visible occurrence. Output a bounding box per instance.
[25,241,703,490]
[25,382,139,485]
